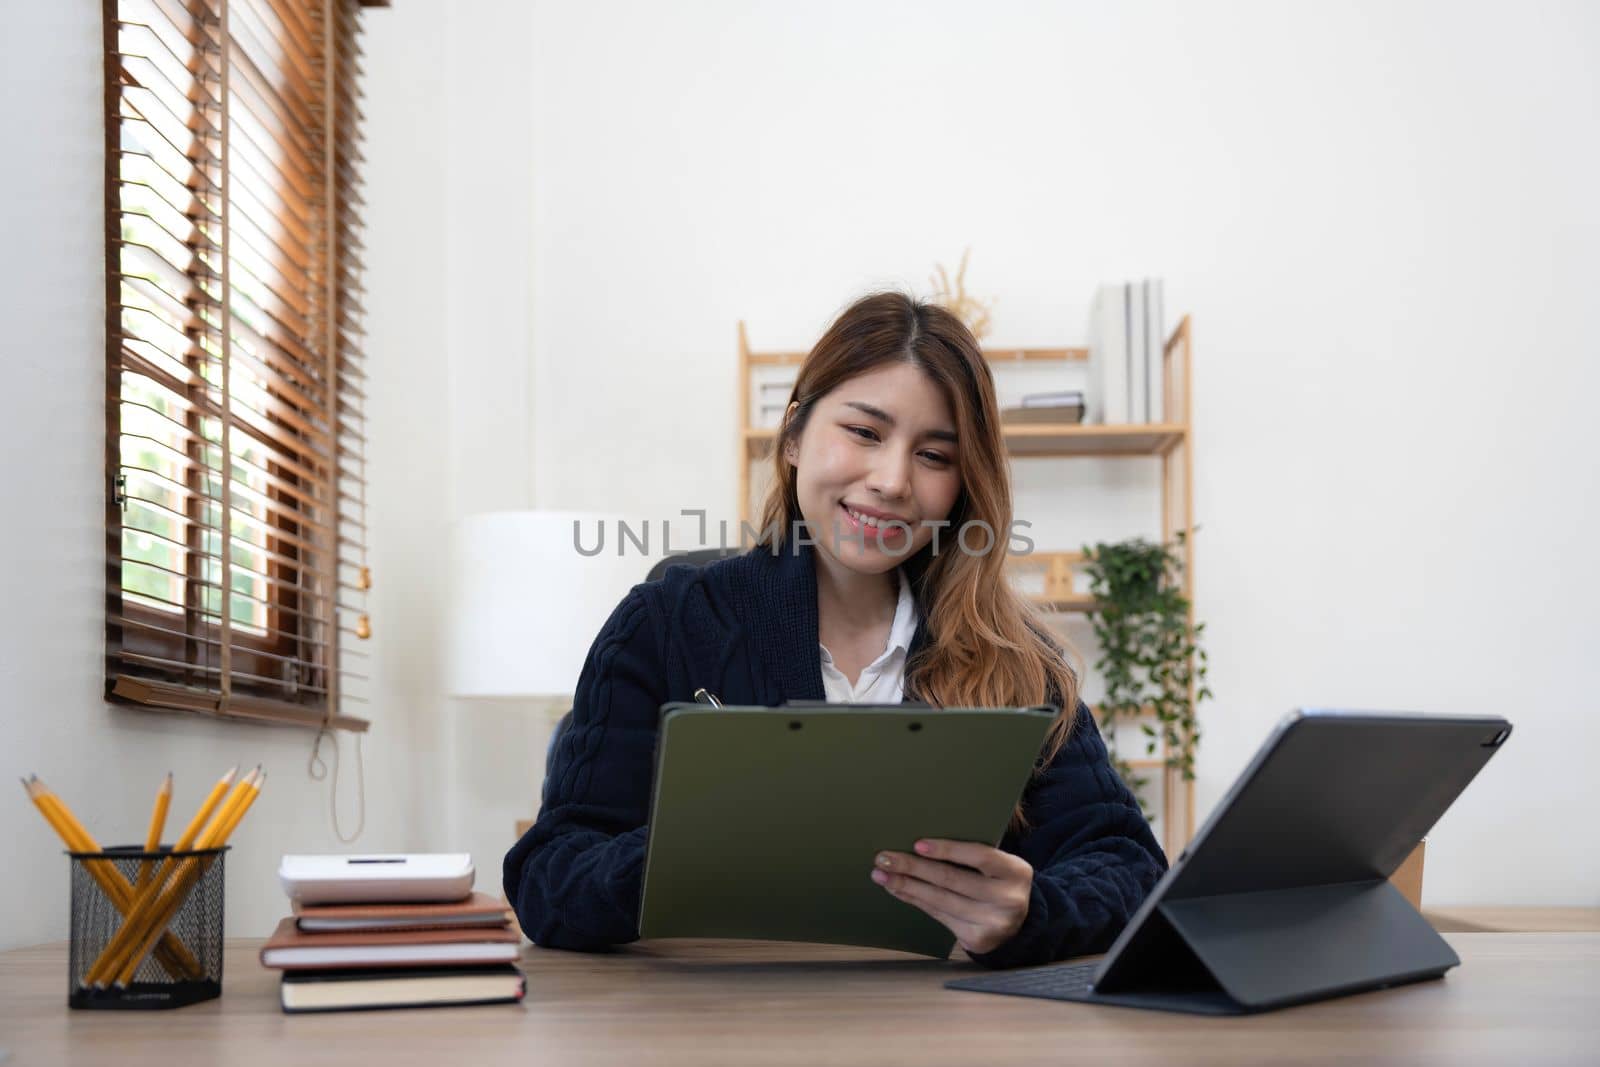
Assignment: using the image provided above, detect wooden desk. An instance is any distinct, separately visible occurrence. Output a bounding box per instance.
[1,934,1595,1065]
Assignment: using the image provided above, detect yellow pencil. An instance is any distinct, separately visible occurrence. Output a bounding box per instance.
[84,766,248,987]
[135,772,172,890]
[111,771,266,987]
[83,766,240,987]
[200,765,257,844]
[22,778,197,981]
[93,767,258,988]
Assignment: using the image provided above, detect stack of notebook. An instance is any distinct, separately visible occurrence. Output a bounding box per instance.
[260,889,525,1013]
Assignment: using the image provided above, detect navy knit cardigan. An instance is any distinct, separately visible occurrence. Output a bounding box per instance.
[502,540,1167,968]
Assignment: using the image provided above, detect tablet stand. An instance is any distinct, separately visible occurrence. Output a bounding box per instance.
[1089,879,1459,1015]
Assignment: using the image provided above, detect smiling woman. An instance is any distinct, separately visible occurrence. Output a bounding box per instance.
[507,291,1167,969]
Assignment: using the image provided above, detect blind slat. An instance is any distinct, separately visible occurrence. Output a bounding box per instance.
[227,227,316,318]
[244,0,319,72]
[228,260,314,338]
[226,94,320,193]
[226,124,315,234]
[230,2,320,112]
[122,461,337,542]
[116,609,334,658]
[122,428,331,521]
[122,423,329,518]
[230,192,314,273]
[231,307,325,386]
[121,354,339,481]
[119,502,334,591]
[115,528,340,618]
[120,547,340,611]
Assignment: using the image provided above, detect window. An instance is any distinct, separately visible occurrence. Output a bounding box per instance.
[105,0,377,731]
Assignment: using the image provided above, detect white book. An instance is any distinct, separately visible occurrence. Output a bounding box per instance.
[262,940,521,969]
[1087,284,1128,425]
[1147,278,1166,423]
[1127,281,1147,423]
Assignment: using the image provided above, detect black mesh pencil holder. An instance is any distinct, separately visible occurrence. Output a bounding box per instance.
[67,845,228,1010]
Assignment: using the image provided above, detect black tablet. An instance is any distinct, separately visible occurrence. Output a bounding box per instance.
[949,709,1512,1014]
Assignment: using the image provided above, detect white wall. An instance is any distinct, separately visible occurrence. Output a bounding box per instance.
[3,0,1595,956]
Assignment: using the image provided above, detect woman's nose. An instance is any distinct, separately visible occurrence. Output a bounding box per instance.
[867,448,913,500]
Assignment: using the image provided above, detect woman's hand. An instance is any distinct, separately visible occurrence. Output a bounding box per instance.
[871,838,1033,956]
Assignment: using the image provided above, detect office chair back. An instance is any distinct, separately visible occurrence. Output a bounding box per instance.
[544,546,745,777]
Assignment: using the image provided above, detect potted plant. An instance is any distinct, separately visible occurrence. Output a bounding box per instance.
[1081,532,1210,816]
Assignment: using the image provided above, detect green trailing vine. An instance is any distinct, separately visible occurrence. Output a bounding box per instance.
[1082,532,1211,817]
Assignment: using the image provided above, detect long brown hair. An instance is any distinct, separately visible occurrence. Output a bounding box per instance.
[758,292,1081,814]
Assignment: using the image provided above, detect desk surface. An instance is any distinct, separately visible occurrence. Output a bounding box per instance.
[2,934,1596,1066]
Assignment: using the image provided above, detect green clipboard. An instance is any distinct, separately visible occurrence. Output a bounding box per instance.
[638,702,1056,958]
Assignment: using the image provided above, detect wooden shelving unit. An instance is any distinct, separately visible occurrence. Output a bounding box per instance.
[736,317,1197,858]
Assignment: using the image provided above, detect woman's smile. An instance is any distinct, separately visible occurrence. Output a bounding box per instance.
[838,500,912,543]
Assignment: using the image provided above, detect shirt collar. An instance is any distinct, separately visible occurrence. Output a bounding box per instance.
[885,567,917,655]
[813,567,917,666]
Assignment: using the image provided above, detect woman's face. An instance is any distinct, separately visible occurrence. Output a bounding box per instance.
[785,361,964,576]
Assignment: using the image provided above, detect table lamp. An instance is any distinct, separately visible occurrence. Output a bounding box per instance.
[445,510,639,700]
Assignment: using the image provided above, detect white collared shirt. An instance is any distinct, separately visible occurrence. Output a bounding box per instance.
[819,568,918,703]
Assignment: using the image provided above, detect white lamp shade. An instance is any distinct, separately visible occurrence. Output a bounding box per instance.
[445,511,640,698]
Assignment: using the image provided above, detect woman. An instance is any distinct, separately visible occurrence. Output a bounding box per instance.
[504,292,1166,968]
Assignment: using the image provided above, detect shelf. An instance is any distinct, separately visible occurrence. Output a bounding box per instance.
[1003,422,1187,457]
[742,423,1187,461]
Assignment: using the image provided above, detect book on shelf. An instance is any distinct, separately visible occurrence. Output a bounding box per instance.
[280,964,526,1013]
[291,891,512,933]
[1146,278,1165,422]
[1002,389,1086,425]
[1020,390,1085,408]
[1001,405,1085,425]
[1085,279,1166,425]
[1087,284,1129,425]
[1127,281,1147,423]
[260,917,522,970]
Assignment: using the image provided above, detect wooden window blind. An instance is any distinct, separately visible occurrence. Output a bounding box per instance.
[104,0,379,732]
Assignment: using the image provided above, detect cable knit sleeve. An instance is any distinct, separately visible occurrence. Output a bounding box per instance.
[967,701,1169,969]
[502,587,664,950]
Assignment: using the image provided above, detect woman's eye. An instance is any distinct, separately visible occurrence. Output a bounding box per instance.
[920,452,951,466]
[846,425,878,442]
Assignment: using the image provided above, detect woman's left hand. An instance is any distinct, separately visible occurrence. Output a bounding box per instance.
[871,838,1033,956]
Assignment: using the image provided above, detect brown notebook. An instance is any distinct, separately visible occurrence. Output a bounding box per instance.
[260,918,521,970]
[292,891,513,933]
